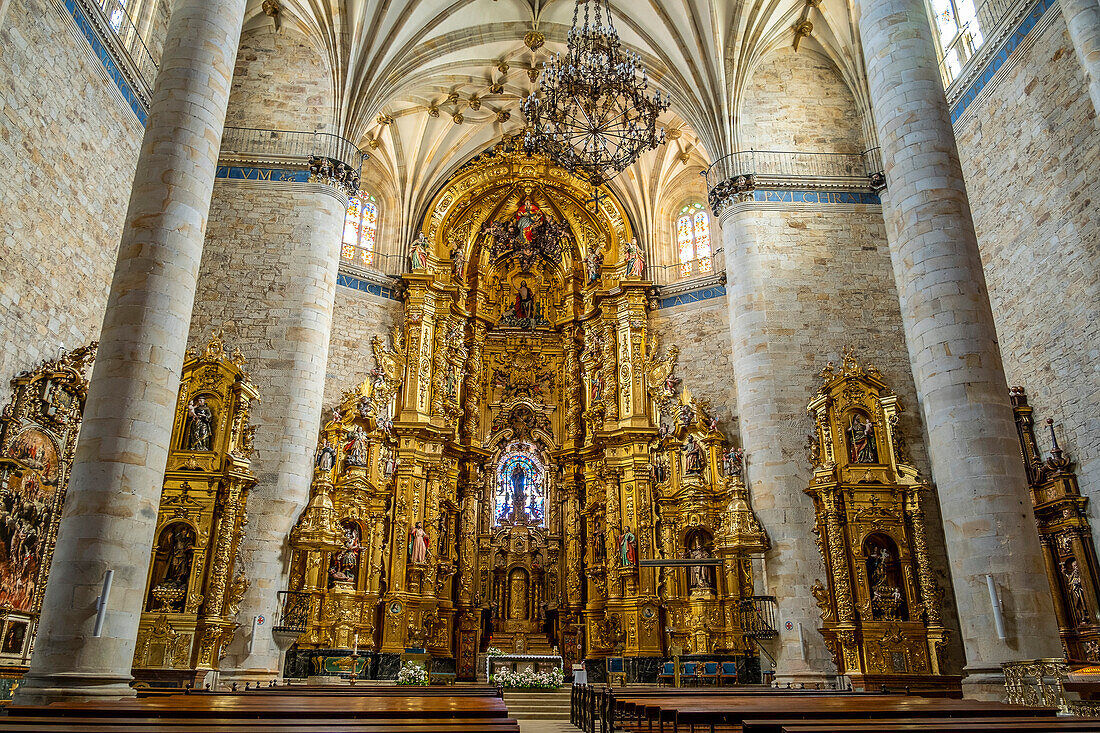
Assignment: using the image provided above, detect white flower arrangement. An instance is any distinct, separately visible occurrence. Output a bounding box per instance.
[396,660,429,686]
[486,647,506,657]
[491,666,565,689]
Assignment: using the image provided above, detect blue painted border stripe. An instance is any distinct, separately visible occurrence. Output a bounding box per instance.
[215,166,310,183]
[337,273,402,301]
[62,0,148,124]
[951,0,1058,123]
[752,189,881,205]
[656,284,727,310]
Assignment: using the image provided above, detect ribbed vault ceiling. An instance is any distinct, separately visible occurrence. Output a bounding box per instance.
[240,0,871,242]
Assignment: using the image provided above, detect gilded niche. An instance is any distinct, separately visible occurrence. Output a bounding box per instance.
[132,332,259,685]
[284,143,770,682]
[805,347,952,692]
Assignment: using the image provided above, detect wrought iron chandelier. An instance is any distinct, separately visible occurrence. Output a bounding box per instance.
[522,0,669,188]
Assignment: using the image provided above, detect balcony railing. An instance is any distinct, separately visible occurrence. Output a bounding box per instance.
[273,591,311,634]
[938,0,1017,87]
[221,127,368,172]
[93,0,158,91]
[647,252,725,288]
[738,595,779,641]
[705,149,884,197]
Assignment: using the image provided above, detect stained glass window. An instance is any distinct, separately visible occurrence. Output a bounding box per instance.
[930,0,985,85]
[494,445,545,526]
[109,0,128,31]
[677,203,711,278]
[341,194,378,268]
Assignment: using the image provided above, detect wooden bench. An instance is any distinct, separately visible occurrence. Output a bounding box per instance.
[776,722,1100,733]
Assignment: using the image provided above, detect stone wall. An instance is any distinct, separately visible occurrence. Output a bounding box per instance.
[226,25,335,132]
[721,202,963,676]
[649,298,737,434]
[953,11,1100,526]
[0,0,143,399]
[739,46,868,152]
[324,288,404,407]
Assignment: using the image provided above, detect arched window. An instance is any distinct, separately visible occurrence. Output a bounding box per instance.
[108,0,129,31]
[930,0,984,84]
[677,203,712,277]
[341,194,379,268]
[494,444,545,526]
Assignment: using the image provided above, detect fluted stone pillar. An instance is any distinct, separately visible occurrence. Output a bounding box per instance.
[13,0,246,704]
[186,181,347,680]
[856,0,1061,692]
[1062,0,1100,116]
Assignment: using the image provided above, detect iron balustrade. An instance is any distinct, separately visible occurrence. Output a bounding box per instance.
[937,0,1017,87]
[738,595,779,641]
[93,0,159,91]
[221,127,368,173]
[705,149,884,196]
[273,590,311,634]
[647,252,724,288]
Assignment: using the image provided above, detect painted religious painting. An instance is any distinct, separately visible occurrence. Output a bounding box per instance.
[0,429,61,613]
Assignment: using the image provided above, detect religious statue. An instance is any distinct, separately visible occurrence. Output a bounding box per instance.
[381,445,398,477]
[162,525,196,588]
[584,246,603,285]
[409,233,430,271]
[651,456,669,484]
[186,397,214,451]
[591,371,605,402]
[408,521,430,564]
[510,464,527,522]
[316,439,337,472]
[514,281,535,320]
[344,427,369,467]
[624,237,646,278]
[445,364,460,400]
[593,519,606,561]
[848,413,878,464]
[723,446,744,479]
[618,526,637,568]
[451,242,467,280]
[329,523,362,584]
[683,435,705,475]
[515,198,544,244]
[1066,558,1090,626]
[689,538,713,590]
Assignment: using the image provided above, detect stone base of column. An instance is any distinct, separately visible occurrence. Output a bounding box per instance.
[217,668,281,687]
[12,671,136,706]
[773,670,837,689]
[961,667,1010,701]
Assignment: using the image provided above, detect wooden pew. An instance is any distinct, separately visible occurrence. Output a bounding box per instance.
[775,722,1100,733]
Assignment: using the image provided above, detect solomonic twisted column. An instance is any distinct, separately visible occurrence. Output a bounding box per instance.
[1061,0,1100,116]
[855,0,1061,693]
[14,0,246,704]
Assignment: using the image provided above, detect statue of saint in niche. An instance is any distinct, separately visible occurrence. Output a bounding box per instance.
[409,233,430,271]
[408,522,430,564]
[510,465,527,522]
[499,279,548,329]
[514,281,535,320]
[682,435,705,475]
[159,524,196,589]
[689,537,713,590]
[329,522,362,585]
[344,427,369,467]
[619,527,637,568]
[847,413,878,464]
[186,397,214,451]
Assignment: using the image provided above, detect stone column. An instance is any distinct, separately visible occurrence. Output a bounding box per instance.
[856,0,1061,692]
[719,210,836,684]
[187,181,347,680]
[1061,0,1100,116]
[13,0,245,704]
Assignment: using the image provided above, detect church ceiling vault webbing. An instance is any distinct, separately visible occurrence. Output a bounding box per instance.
[284,146,770,679]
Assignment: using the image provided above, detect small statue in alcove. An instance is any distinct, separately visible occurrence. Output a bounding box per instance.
[409,233,430,271]
[186,397,214,451]
[162,525,196,589]
[848,414,878,464]
[584,246,604,285]
[618,527,637,568]
[316,439,337,472]
[344,426,369,467]
[682,435,705,475]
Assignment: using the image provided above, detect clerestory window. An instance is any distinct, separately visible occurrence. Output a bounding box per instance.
[929,0,985,85]
[676,203,712,278]
[341,194,379,268]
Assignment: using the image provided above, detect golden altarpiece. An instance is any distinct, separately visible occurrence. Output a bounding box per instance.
[131,334,259,687]
[805,349,955,692]
[1011,387,1100,662]
[0,344,96,701]
[284,142,770,682]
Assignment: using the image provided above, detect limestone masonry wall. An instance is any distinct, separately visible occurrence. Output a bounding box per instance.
[324,288,404,407]
[0,0,143,400]
[226,26,335,133]
[739,46,867,152]
[954,12,1100,526]
[649,299,737,433]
